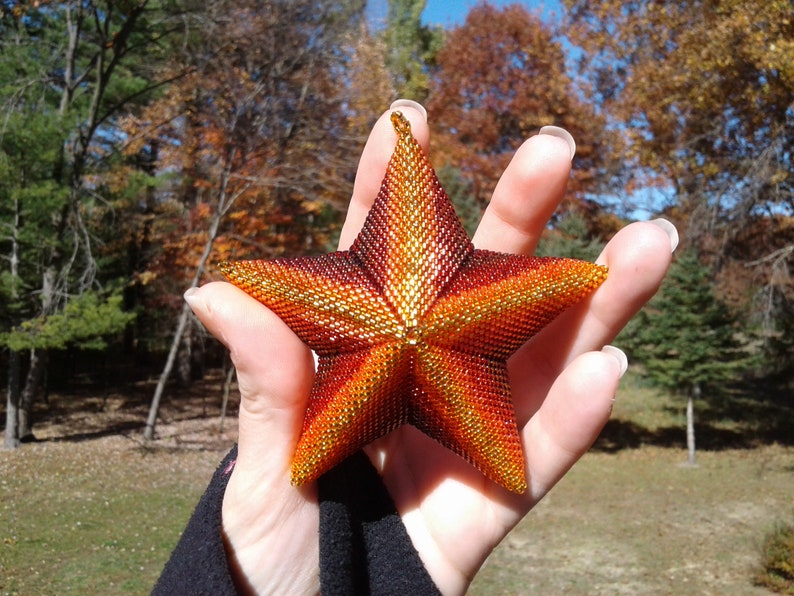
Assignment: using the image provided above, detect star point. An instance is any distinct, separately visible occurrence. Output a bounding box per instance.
[220,111,607,493]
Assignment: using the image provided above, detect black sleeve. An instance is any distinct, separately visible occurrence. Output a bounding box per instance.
[153,447,440,596]
[318,451,441,596]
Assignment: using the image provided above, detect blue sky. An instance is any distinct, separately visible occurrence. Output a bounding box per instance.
[366,1,563,28]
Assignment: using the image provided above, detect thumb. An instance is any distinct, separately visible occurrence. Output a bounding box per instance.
[184,281,314,482]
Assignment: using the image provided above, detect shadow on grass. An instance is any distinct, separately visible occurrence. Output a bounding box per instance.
[22,420,145,444]
[11,370,792,454]
[594,382,793,453]
[12,373,237,449]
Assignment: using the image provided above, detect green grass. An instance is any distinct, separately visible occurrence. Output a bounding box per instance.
[470,444,793,594]
[1,426,226,595]
[611,372,682,430]
[1,371,792,594]
[469,371,794,594]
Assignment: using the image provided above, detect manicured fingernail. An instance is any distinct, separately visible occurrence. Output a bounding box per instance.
[183,286,201,310]
[539,125,576,160]
[648,218,679,253]
[389,99,427,121]
[601,345,628,378]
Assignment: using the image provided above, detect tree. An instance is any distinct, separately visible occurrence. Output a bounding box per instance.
[536,212,604,263]
[124,0,368,439]
[0,0,182,446]
[344,21,396,136]
[1,292,135,352]
[437,164,480,238]
[564,0,794,374]
[620,251,754,464]
[382,0,443,102]
[564,0,793,212]
[426,3,621,209]
[715,215,794,381]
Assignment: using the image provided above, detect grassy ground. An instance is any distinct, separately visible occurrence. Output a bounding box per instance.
[1,372,791,594]
[1,438,221,594]
[470,446,793,594]
[471,376,794,595]
[1,380,234,595]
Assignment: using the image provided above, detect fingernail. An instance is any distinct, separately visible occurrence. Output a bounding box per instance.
[184,286,201,309]
[389,99,427,121]
[539,125,576,160]
[601,345,628,378]
[648,218,679,253]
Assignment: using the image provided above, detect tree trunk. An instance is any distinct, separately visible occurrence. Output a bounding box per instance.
[143,159,245,440]
[219,356,235,433]
[19,348,48,440]
[4,350,21,449]
[143,301,193,440]
[686,383,699,466]
[177,324,192,387]
[18,263,57,440]
[4,197,22,449]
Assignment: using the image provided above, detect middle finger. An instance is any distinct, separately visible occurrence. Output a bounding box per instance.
[472,129,575,255]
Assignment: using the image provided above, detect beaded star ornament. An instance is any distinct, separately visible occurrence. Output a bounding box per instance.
[220,112,607,493]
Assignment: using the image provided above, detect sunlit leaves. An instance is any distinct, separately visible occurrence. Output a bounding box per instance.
[426,3,620,209]
[564,0,793,212]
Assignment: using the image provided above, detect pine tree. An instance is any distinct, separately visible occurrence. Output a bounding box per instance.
[382,0,443,102]
[436,164,480,238]
[621,250,754,464]
[0,1,184,445]
[536,213,604,262]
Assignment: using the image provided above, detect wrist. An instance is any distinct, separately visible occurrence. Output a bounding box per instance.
[222,466,320,594]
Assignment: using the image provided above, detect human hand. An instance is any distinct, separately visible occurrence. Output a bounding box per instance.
[184,100,676,594]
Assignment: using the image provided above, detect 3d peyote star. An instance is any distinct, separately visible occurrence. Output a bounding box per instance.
[219,111,607,493]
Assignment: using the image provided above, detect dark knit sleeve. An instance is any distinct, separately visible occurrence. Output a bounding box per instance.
[152,445,239,596]
[154,446,439,595]
[318,451,441,596]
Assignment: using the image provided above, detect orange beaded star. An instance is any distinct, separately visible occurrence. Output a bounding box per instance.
[219,111,607,493]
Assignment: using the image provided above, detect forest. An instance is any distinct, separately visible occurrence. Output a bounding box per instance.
[1,0,792,450]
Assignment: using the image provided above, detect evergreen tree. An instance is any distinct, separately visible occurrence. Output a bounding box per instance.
[620,250,754,463]
[536,213,604,262]
[0,1,185,446]
[383,0,443,101]
[437,164,480,238]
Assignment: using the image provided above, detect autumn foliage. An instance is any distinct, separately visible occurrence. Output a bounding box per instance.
[427,4,619,209]
[564,0,793,370]
[1,0,792,446]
